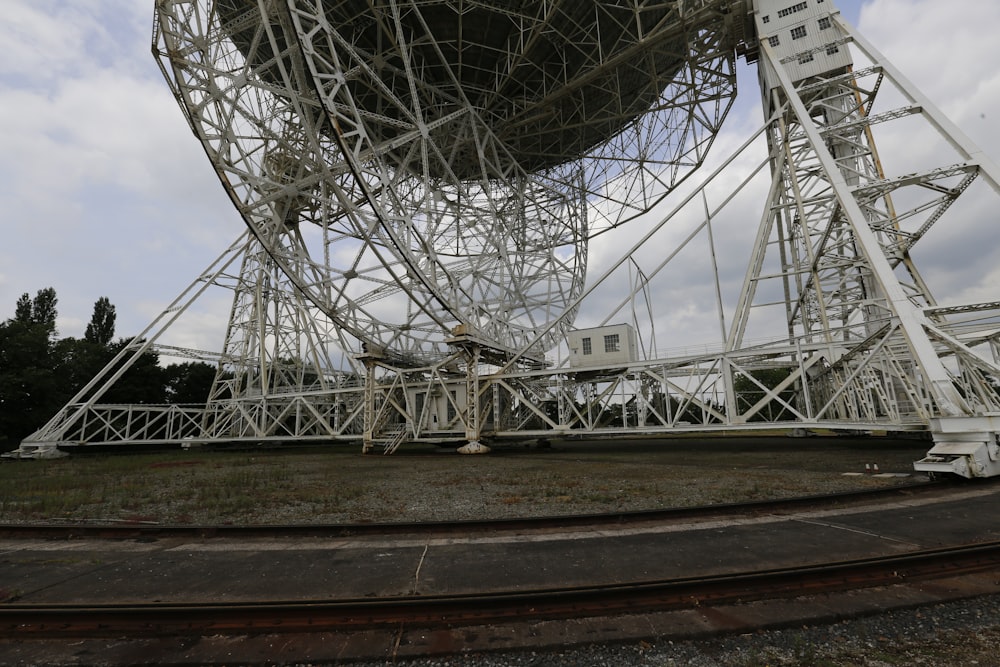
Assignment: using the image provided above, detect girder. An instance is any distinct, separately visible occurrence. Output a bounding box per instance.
[13,0,1000,480]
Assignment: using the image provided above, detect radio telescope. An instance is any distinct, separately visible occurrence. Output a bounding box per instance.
[19,0,1000,478]
[153,0,736,364]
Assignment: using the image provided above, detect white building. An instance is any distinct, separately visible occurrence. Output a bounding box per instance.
[754,0,853,94]
[567,324,639,369]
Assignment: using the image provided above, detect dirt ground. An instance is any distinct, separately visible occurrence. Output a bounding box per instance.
[0,435,931,525]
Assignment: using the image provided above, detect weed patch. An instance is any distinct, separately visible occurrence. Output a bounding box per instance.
[0,441,926,524]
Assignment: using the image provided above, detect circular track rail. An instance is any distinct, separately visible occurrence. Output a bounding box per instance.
[4,479,1000,663]
[4,540,1000,639]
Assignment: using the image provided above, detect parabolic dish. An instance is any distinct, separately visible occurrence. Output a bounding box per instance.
[218,0,691,178]
[155,0,736,364]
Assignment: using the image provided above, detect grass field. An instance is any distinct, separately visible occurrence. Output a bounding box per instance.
[0,437,930,525]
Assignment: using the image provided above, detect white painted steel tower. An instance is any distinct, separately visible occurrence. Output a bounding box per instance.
[17,0,1000,478]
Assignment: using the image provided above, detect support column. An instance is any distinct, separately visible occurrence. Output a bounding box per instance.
[746,0,1000,476]
[457,343,489,454]
[360,355,378,454]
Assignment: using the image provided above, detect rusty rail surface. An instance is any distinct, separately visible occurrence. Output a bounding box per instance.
[4,540,1000,638]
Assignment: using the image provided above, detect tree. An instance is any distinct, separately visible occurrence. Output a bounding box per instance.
[0,288,63,450]
[99,338,166,405]
[54,297,120,398]
[31,287,58,336]
[164,362,217,404]
[733,368,796,422]
[13,293,32,323]
[13,288,58,335]
[84,297,116,347]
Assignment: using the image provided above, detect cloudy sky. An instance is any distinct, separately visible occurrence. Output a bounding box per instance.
[1,0,998,362]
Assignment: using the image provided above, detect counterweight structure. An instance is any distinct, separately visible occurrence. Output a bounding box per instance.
[18,0,1000,478]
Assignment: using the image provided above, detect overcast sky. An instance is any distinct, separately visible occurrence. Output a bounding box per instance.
[1,0,998,362]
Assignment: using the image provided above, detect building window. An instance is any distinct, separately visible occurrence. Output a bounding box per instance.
[582,337,592,355]
[604,334,621,353]
[778,2,808,18]
[790,25,807,40]
[818,16,831,30]
[798,52,815,64]
[769,35,780,47]
[762,15,770,23]
[446,390,456,422]
[826,44,840,55]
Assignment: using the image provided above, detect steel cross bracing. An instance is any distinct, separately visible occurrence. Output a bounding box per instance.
[14,0,1000,479]
[19,0,734,455]
[740,3,1000,478]
[17,233,371,451]
[203,234,360,440]
[145,0,736,368]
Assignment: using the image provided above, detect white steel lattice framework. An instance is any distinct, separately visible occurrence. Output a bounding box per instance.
[736,1,1000,479]
[148,0,738,453]
[153,0,736,363]
[17,0,1000,478]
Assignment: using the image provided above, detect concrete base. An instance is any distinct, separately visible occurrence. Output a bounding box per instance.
[2,443,69,460]
[457,441,491,454]
[915,418,1000,478]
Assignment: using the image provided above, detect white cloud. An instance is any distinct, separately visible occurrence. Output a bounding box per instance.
[1,3,94,83]
[0,0,240,345]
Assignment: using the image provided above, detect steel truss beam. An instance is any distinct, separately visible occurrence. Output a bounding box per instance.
[14,1,1000,480]
[731,2,1000,477]
[17,232,371,452]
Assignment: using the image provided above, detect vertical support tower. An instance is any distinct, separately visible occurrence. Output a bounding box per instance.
[739,0,1000,476]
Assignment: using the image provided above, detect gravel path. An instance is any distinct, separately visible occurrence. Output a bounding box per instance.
[341,596,1000,666]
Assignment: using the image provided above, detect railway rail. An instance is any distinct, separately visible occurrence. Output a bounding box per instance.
[3,539,1000,640]
[4,479,999,647]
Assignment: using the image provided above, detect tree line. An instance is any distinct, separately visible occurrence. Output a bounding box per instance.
[0,288,215,451]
